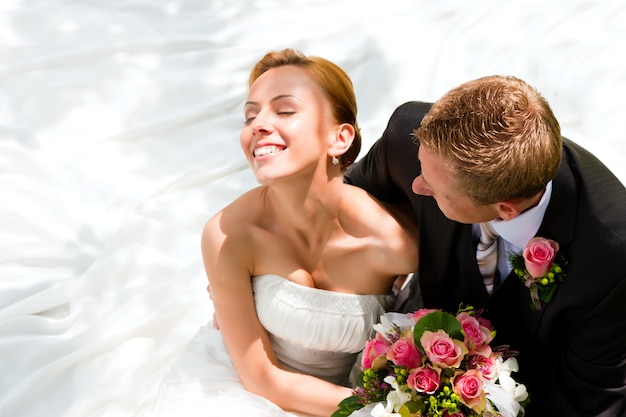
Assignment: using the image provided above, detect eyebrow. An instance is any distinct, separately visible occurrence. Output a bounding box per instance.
[244,94,301,107]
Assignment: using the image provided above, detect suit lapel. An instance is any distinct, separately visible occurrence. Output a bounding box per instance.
[487,146,578,341]
[536,142,578,245]
[488,269,547,340]
[413,197,490,310]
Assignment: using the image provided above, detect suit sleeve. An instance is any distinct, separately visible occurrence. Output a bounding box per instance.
[345,101,432,203]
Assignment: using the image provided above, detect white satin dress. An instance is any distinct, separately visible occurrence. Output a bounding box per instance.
[153,274,393,417]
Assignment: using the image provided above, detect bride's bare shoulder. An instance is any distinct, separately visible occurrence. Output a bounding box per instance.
[342,184,417,234]
[342,184,419,274]
[202,187,266,242]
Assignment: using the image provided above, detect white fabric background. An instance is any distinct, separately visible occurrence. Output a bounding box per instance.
[1,1,624,416]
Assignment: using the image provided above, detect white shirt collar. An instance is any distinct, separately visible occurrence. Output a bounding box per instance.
[490,180,552,249]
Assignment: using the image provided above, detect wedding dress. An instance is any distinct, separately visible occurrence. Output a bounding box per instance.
[152,274,393,417]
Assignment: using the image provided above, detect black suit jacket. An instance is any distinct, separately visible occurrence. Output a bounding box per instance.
[346,101,626,416]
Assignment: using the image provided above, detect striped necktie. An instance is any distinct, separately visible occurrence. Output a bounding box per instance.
[477,222,499,293]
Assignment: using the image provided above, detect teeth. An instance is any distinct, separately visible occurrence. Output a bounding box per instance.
[254,145,283,157]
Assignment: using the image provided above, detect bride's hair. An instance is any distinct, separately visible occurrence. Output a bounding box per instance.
[248,48,361,171]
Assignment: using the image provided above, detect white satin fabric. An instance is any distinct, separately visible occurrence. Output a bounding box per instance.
[1,1,625,416]
[152,274,392,416]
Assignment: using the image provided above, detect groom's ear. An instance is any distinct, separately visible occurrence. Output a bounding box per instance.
[328,123,355,157]
[495,200,523,220]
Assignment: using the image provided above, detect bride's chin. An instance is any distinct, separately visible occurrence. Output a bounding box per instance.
[254,170,295,186]
[253,170,279,185]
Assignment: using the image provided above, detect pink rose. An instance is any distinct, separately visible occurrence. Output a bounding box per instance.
[386,337,422,369]
[453,369,486,412]
[407,365,441,394]
[470,354,497,380]
[361,337,389,369]
[456,312,492,349]
[443,412,466,417]
[408,308,439,323]
[476,316,494,333]
[420,330,468,368]
[523,237,559,278]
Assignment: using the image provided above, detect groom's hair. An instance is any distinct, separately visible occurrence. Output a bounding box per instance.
[414,75,562,205]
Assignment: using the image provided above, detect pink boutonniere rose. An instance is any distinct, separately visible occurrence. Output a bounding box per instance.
[523,237,559,278]
[508,237,568,310]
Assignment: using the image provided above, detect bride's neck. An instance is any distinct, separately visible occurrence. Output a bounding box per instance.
[263,177,345,236]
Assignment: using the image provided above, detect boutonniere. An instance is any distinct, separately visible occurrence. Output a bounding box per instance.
[507,237,568,310]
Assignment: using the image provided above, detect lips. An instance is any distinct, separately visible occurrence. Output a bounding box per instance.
[253,145,285,157]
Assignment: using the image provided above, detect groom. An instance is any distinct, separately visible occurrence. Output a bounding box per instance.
[346,75,626,416]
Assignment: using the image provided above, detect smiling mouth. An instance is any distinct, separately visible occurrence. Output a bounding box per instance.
[253,145,284,157]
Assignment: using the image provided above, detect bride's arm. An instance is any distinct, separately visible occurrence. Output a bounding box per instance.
[201,210,352,417]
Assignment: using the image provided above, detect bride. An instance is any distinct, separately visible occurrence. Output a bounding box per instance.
[153,48,419,417]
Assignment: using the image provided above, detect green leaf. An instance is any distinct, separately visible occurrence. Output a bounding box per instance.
[413,311,463,350]
[507,250,525,270]
[405,399,427,414]
[538,283,558,303]
[331,396,364,417]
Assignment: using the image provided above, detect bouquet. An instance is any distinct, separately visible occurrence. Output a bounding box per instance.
[333,306,528,417]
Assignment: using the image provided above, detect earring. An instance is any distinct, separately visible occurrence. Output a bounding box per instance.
[331,156,339,166]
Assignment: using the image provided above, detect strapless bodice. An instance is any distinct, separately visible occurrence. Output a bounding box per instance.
[253,274,393,386]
